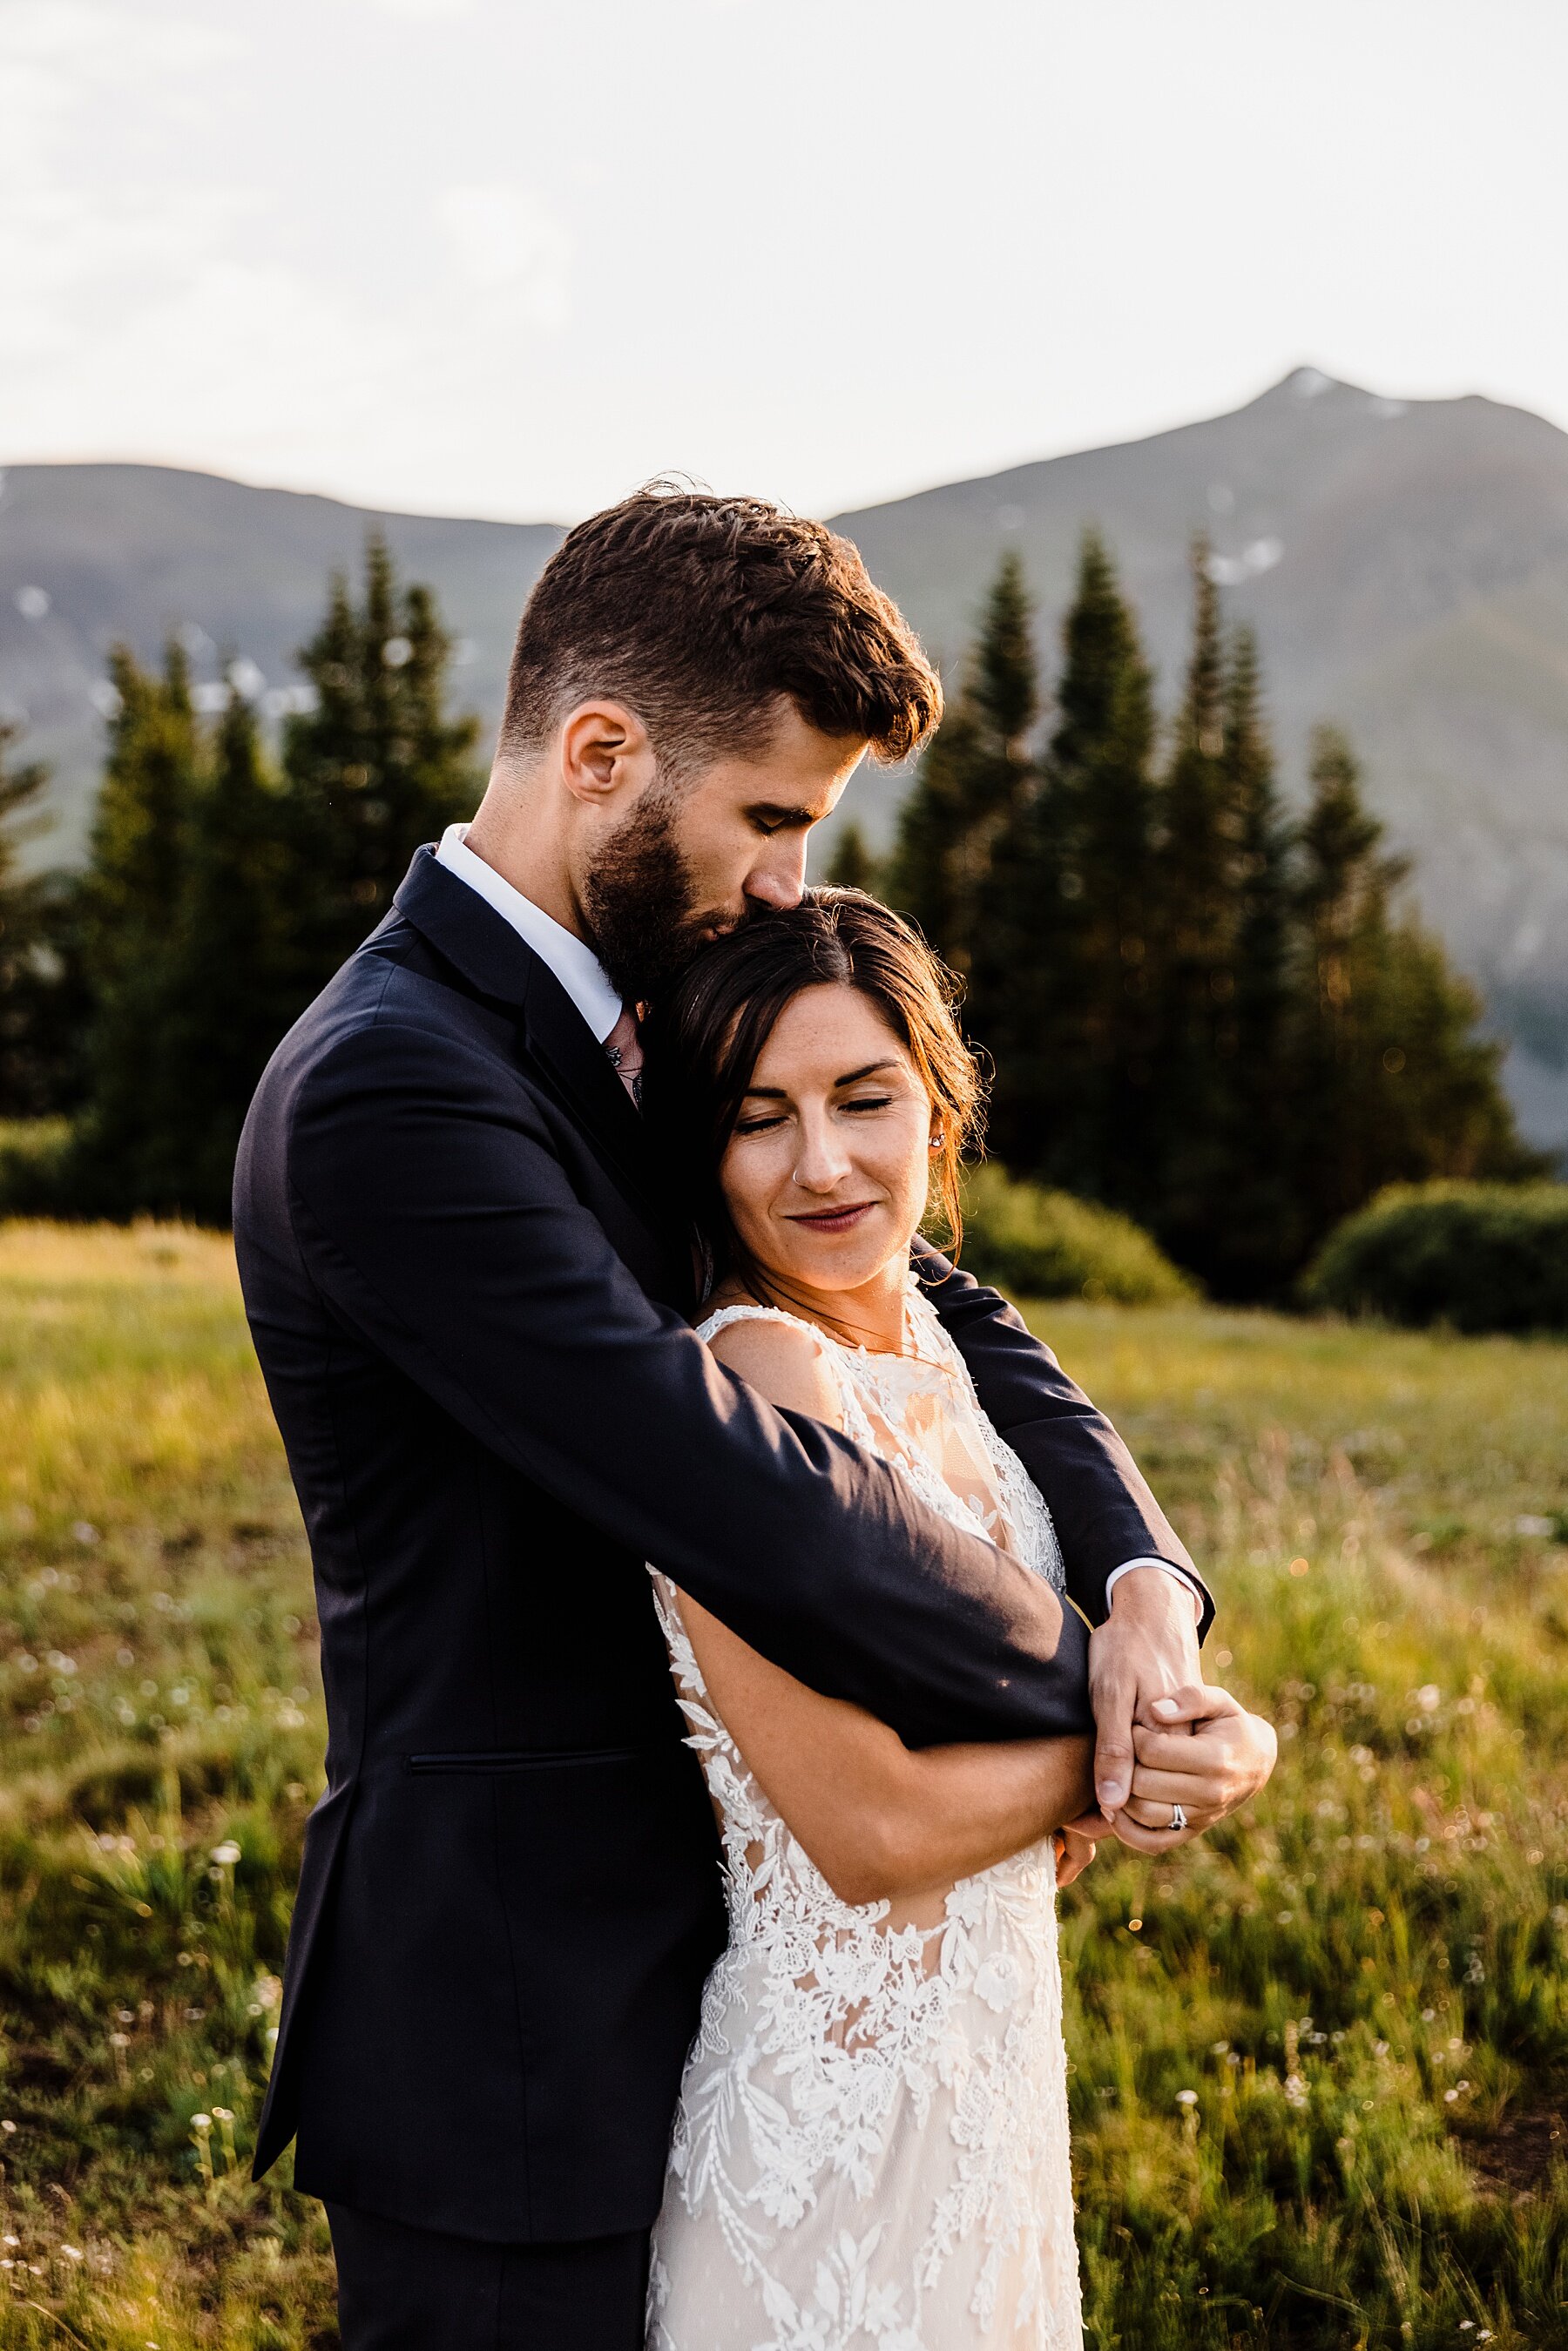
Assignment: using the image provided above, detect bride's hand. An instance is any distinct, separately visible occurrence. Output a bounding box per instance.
[1111,1685,1277,1853]
[1052,1817,1103,1889]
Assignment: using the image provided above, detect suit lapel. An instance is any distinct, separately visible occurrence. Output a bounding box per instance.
[520,956,658,1204]
[391,848,673,1240]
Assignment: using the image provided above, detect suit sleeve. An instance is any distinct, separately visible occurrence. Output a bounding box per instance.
[914,1240,1214,1638]
[284,1019,1093,1748]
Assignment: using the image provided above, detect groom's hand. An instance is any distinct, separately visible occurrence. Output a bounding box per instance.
[1115,1685,1278,1849]
[1088,1568,1202,1820]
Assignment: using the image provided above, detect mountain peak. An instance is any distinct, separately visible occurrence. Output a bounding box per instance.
[1240,367,1422,425]
[1279,363,1349,399]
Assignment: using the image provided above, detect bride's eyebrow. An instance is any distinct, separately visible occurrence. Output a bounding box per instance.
[740,1058,898,1102]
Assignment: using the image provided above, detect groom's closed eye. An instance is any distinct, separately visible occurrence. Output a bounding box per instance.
[747,803,816,837]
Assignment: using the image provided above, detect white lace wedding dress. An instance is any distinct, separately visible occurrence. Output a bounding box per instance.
[646,1279,1085,2351]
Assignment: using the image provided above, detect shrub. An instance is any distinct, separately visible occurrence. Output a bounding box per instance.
[956,1162,1197,1304]
[0,1117,73,1215]
[1300,1179,1568,1333]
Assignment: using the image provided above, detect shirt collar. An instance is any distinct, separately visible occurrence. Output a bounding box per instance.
[434,823,623,1046]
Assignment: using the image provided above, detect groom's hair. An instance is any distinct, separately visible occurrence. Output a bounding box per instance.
[500,485,942,771]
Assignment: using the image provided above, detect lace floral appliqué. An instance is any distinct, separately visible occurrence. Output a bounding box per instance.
[645,1285,1084,2349]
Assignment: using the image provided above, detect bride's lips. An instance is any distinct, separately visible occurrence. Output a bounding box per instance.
[785,1202,877,1235]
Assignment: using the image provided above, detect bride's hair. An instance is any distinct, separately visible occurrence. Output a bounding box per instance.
[641,889,985,1289]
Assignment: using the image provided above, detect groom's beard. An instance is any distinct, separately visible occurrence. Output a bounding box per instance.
[583,789,733,1004]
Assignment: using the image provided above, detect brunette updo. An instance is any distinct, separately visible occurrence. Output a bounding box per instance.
[640,888,985,1290]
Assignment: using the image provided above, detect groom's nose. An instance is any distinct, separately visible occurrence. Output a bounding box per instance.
[744,836,808,913]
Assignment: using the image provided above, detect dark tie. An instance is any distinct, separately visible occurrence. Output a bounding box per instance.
[604,1003,643,1105]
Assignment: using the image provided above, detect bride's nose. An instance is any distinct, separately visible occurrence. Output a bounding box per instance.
[790,1107,853,1194]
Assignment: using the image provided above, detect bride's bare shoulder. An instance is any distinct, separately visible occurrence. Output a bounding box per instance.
[705,1311,846,1429]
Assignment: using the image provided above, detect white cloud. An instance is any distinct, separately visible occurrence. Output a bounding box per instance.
[0,3,253,370]
[0,0,238,73]
[7,0,1568,524]
[0,1,572,503]
[0,0,239,164]
[3,251,411,463]
[0,1,407,480]
[348,0,477,16]
[436,183,572,327]
[0,185,257,367]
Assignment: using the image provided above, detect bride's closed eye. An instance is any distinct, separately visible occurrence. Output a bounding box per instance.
[733,1093,896,1138]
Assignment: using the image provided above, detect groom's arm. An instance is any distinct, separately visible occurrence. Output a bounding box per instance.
[915,1239,1213,1634]
[916,1242,1222,1818]
[278,1019,1092,1751]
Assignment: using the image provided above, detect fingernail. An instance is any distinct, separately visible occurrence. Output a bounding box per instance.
[1098,1781,1125,1807]
[1152,1698,1179,1718]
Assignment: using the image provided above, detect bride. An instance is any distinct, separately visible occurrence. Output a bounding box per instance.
[639,889,1274,2350]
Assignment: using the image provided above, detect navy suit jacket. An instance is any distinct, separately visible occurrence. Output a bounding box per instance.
[233,847,1204,2242]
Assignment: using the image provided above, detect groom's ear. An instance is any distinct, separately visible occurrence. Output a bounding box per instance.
[558,699,658,811]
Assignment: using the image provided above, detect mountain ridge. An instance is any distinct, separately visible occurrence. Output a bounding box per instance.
[2,369,1565,1145]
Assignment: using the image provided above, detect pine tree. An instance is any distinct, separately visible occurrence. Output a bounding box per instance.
[970,548,1038,757]
[1186,626,1301,1292]
[886,553,1039,975]
[1146,544,1233,1222]
[0,719,49,897]
[282,536,483,977]
[1223,628,1293,1090]
[972,532,1159,1189]
[884,697,985,953]
[81,645,194,988]
[154,689,301,1219]
[70,645,199,1207]
[821,821,881,895]
[1291,722,1405,1235]
[0,719,78,1118]
[1289,728,1539,1241]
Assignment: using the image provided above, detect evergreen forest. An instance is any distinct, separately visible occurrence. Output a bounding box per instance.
[0,529,1543,1286]
[872,538,1539,1297]
[0,539,482,1225]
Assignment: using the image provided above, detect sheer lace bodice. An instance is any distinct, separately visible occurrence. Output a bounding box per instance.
[646,1278,1083,2350]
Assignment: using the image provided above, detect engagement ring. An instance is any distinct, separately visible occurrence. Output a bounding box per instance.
[1169,1801,1187,1833]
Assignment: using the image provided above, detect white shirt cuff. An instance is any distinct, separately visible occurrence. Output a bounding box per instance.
[1104,1557,1203,1618]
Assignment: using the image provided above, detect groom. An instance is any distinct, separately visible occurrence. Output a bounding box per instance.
[235,490,1220,2349]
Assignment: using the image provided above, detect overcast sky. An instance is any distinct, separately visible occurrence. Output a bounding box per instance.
[3,0,1566,523]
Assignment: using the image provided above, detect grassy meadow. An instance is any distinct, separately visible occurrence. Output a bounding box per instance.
[0,1226,1563,2348]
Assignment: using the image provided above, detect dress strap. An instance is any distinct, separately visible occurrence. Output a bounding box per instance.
[694,1303,876,1449]
[695,1301,827,1348]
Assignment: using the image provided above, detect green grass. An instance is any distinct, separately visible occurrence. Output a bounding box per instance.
[0,1230,1564,2346]
[0,1226,330,2347]
[1029,1301,1568,2347]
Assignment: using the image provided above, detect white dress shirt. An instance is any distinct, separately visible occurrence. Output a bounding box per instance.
[436,822,623,1045]
[434,823,1200,1621]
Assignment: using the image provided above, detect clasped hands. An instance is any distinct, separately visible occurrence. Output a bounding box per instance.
[1053,1567,1277,1890]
